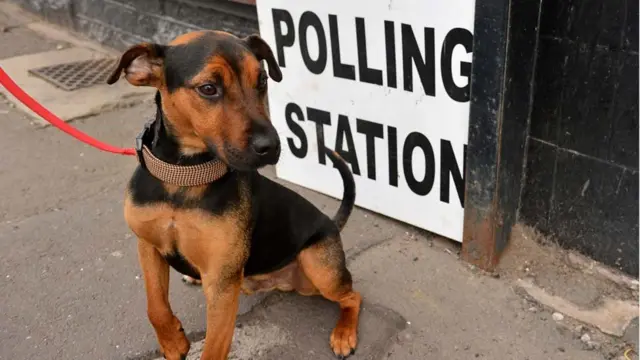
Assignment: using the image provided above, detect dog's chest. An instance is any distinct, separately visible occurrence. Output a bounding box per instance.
[124,197,235,252]
[125,167,250,247]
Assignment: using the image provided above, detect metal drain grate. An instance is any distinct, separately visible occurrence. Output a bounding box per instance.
[28,58,118,91]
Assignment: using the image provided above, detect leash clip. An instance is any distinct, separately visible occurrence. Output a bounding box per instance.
[135,119,154,169]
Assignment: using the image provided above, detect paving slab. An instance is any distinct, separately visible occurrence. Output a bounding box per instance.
[173,294,406,360]
[0,0,67,59]
[0,98,147,222]
[152,235,618,360]
[0,46,154,125]
[623,318,639,354]
[348,238,605,360]
[0,1,117,55]
[517,278,639,337]
[0,26,66,59]
[0,0,30,28]
[0,186,268,360]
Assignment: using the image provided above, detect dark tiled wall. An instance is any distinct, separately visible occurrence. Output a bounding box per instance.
[520,0,639,276]
[12,0,258,50]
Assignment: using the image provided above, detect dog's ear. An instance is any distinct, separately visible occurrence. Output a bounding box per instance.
[107,43,165,87]
[243,34,282,82]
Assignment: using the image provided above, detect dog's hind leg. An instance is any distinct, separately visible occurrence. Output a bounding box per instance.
[298,235,362,358]
[138,239,190,360]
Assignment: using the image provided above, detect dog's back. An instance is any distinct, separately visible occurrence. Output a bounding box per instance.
[245,149,356,276]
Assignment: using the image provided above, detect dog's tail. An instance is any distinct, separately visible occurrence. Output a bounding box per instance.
[325,148,356,231]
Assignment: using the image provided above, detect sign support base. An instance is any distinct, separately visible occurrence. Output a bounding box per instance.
[461,0,542,270]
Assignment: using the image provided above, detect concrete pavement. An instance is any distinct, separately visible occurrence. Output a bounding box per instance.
[0,4,637,359]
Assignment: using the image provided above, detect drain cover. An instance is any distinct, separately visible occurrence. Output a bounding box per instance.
[28,58,118,91]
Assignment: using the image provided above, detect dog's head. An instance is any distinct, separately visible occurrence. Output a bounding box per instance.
[107,30,283,170]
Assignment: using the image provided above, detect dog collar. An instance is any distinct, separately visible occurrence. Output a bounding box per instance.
[136,120,229,186]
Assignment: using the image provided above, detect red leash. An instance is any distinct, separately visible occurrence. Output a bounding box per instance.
[0,67,136,156]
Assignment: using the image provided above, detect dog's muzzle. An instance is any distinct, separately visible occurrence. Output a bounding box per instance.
[250,131,281,165]
[247,119,281,166]
[217,120,281,170]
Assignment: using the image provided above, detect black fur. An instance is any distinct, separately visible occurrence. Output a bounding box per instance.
[128,98,356,277]
[164,249,200,280]
[163,32,247,92]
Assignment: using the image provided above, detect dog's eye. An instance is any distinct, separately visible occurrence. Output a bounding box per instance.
[196,84,221,98]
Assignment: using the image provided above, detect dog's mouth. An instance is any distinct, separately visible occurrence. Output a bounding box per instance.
[207,140,281,171]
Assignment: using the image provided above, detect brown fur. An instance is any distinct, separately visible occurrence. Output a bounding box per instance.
[138,239,191,358]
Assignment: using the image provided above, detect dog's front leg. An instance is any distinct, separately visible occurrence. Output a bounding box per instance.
[199,269,243,360]
[138,239,190,360]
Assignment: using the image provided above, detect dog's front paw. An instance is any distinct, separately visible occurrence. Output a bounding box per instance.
[161,352,188,360]
[158,327,190,360]
[330,322,357,358]
[181,275,202,286]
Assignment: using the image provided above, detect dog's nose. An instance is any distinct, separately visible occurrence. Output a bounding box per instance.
[251,135,277,155]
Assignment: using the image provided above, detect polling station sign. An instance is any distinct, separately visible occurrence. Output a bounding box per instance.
[256,0,474,241]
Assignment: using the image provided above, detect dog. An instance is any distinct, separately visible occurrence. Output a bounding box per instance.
[106,30,361,360]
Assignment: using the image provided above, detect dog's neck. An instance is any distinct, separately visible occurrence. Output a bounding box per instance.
[149,92,216,166]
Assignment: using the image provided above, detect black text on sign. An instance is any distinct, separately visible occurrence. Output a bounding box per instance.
[255,0,474,242]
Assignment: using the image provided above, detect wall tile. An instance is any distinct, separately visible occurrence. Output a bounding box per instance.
[540,0,626,49]
[608,52,639,169]
[163,1,257,37]
[77,0,159,41]
[519,139,556,230]
[548,150,638,276]
[120,0,163,15]
[75,17,149,50]
[557,44,616,160]
[623,0,639,52]
[530,38,566,144]
[568,0,625,49]
[539,0,573,38]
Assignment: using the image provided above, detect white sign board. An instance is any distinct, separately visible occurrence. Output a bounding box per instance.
[256,0,474,241]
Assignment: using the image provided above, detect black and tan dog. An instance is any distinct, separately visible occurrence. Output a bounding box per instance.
[106,30,360,360]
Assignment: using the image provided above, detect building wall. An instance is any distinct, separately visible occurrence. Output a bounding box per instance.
[519,0,639,276]
[13,0,258,50]
[12,0,640,276]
